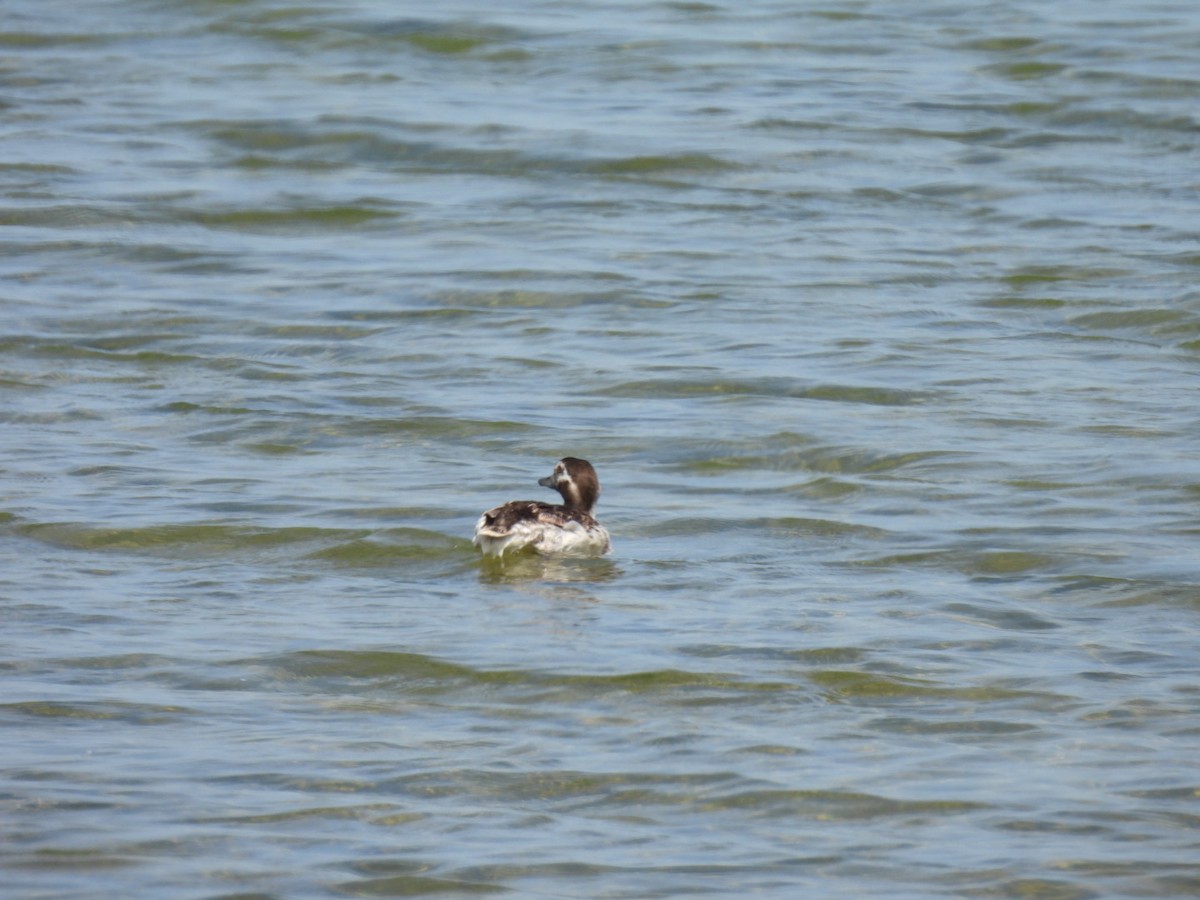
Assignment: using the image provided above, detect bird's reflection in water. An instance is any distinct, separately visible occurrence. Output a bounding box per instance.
[476,550,621,586]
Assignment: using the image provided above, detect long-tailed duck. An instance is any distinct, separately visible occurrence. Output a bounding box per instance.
[474,457,612,557]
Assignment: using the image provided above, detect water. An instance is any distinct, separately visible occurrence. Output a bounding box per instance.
[3,1,1199,897]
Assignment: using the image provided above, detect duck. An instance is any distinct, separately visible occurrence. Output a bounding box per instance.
[474,457,612,557]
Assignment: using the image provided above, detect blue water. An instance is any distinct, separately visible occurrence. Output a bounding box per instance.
[3,1,1200,897]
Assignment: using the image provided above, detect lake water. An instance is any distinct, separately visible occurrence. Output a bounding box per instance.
[3,1,1199,897]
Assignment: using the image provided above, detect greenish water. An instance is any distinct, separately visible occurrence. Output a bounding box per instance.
[3,1,1200,897]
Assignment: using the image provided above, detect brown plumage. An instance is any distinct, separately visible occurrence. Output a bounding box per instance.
[474,458,611,556]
